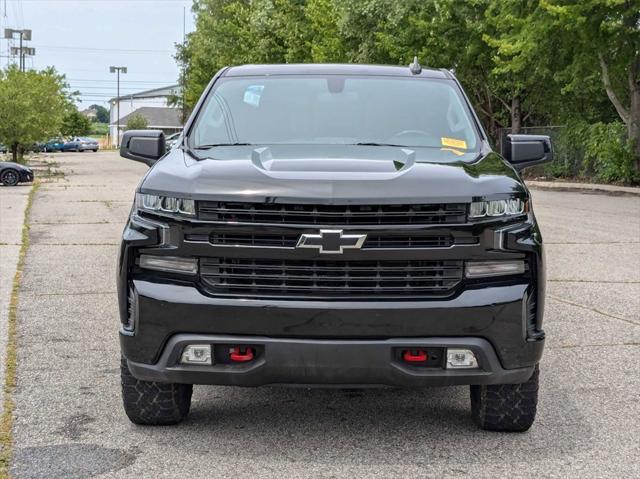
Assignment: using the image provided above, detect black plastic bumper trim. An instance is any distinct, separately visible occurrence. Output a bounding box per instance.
[126,335,536,387]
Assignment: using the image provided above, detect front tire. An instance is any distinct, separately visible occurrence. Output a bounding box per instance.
[470,365,539,432]
[1,169,20,186]
[120,357,192,425]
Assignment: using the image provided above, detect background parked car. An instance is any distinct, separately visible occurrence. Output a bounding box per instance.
[62,137,99,152]
[27,143,43,153]
[42,138,65,152]
[0,161,34,186]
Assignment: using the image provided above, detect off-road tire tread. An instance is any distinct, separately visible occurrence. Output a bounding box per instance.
[470,365,539,432]
[120,357,192,425]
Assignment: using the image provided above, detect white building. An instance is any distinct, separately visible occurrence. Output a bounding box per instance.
[109,84,183,146]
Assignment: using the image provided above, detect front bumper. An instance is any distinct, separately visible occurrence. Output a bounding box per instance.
[126,334,536,387]
[19,170,33,183]
[121,279,544,373]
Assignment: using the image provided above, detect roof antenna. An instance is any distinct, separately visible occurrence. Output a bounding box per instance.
[409,56,422,75]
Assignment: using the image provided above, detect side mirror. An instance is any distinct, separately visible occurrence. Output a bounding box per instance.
[503,134,553,170]
[120,130,166,167]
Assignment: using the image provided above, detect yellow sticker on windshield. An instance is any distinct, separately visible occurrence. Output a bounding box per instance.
[441,147,465,156]
[441,137,467,149]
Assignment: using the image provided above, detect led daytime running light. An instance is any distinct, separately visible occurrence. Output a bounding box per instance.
[136,193,195,216]
[469,199,525,219]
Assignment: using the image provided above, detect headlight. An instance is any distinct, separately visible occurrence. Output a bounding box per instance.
[135,193,195,216]
[469,198,525,219]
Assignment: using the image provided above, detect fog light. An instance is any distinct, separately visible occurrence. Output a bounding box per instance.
[181,345,212,365]
[465,260,525,278]
[139,255,198,275]
[446,349,478,369]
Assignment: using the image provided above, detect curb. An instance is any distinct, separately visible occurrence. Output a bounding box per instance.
[526,180,640,197]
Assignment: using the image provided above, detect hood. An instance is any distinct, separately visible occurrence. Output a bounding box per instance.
[0,161,31,172]
[139,145,526,204]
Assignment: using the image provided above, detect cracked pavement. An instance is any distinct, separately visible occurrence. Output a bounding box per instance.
[5,151,640,478]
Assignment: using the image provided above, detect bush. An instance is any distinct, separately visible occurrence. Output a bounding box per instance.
[125,113,148,131]
[90,122,109,135]
[581,122,638,185]
[538,124,586,178]
[535,121,638,185]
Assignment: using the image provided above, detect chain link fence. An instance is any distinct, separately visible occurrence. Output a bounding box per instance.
[499,126,584,178]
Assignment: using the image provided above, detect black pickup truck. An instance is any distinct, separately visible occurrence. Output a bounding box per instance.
[117,63,552,431]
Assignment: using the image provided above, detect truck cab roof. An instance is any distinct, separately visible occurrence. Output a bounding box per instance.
[223,63,452,79]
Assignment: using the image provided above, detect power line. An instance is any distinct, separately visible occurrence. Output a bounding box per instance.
[31,44,173,54]
[7,0,192,4]
[11,0,190,2]
[68,85,170,89]
[66,78,176,84]
[58,67,176,75]
[71,92,172,98]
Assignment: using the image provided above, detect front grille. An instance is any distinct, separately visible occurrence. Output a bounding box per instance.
[198,201,467,225]
[203,232,455,249]
[200,258,463,299]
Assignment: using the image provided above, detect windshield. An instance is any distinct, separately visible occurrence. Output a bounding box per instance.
[191,75,479,152]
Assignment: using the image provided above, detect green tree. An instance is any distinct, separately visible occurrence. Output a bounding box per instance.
[0,66,69,162]
[61,109,92,137]
[541,0,640,170]
[177,0,255,108]
[125,113,148,131]
[482,0,559,134]
[177,0,315,107]
[89,104,110,123]
[304,0,345,62]
[176,0,638,180]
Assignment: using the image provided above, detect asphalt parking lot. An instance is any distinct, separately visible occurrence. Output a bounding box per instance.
[3,151,640,478]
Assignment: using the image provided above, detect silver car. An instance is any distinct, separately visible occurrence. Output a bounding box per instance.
[63,137,99,152]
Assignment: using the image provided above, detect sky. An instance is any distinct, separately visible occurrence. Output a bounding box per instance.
[0,0,195,108]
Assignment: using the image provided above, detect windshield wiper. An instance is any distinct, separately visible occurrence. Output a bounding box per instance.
[194,142,254,149]
[353,142,408,147]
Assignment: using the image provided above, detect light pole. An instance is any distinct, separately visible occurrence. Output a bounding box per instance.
[4,28,32,71]
[109,66,127,147]
[10,46,35,71]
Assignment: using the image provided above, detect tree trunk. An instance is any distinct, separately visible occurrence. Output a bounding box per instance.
[511,96,521,135]
[629,67,640,172]
[11,143,18,163]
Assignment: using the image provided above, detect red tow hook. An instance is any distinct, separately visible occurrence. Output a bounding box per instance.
[229,346,255,362]
[403,349,428,363]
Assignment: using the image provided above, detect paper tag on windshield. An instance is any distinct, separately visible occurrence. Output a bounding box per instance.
[441,137,467,149]
[243,85,264,107]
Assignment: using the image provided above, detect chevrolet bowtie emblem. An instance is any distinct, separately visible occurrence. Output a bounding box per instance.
[296,229,367,254]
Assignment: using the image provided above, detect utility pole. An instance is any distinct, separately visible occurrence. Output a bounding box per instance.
[109,66,127,147]
[181,6,188,124]
[4,28,32,71]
